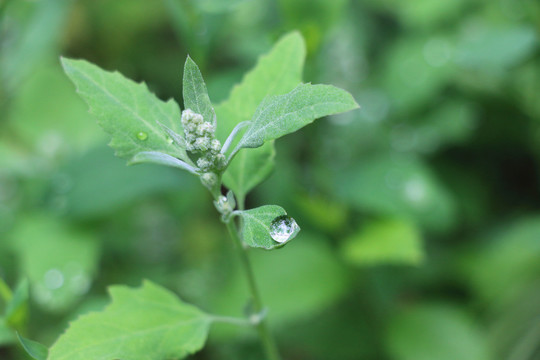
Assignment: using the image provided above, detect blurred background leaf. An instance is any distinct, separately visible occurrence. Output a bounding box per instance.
[1,0,540,358]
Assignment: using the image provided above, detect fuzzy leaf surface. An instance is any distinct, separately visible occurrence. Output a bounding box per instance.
[48,281,211,360]
[61,58,190,164]
[236,83,359,150]
[183,56,216,124]
[238,205,299,249]
[216,32,305,198]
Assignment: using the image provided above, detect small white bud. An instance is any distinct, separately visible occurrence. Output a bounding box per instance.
[194,137,211,152]
[215,153,227,169]
[210,139,221,152]
[197,122,215,136]
[197,157,213,171]
[200,172,218,190]
[182,109,204,132]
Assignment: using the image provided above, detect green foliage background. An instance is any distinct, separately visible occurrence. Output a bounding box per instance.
[1,0,540,359]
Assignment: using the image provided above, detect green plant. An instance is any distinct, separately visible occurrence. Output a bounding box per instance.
[19,32,358,360]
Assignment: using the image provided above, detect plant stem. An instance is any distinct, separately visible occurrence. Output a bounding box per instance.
[225,220,281,360]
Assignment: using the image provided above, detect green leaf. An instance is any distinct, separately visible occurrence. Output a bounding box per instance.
[183,56,216,124]
[210,236,348,338]
[129,151,198,174]
[0,277,11,307]
[63,145,197,219]
[222,142,275,203]
[60,58,191,165]
[455,25,538,71]
[215,32,306,140]
[17,333,48,360]
[461,216,540,308]
[333,153,456,231]
[341,219,424,266]
[0,318,15,346]
[9,215,99,312]
[237,205,300,249]
[48,281,211,360]
[5,279,29,329]
[386,303,490,360]
[234,83,359,151]
[216,32,305,198]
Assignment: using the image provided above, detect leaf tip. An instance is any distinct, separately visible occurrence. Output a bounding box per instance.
[17,333,49,360]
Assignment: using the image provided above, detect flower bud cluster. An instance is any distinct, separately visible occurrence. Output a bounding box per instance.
[181,109,227,172]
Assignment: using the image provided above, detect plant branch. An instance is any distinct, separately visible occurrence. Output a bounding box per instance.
[225,219,281,360]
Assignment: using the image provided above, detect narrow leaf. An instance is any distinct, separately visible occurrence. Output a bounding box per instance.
[236,83,359,151]
[237,205,300,249]
[17,333,48,360]
[48,280,211,360]
[129,151,198,174]
[60,58,190,163]
[183,56,216,125]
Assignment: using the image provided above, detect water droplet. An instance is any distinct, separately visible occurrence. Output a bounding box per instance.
[44,269,64,290]
[166,137,173,144]
[137,132,148,141]
[269,215,300,243]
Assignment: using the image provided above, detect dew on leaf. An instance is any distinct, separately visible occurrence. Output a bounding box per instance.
[269,215,300,243]
[137,131,148,141]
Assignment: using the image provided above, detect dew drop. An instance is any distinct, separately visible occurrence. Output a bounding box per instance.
[166,137,173,144]
[269,215,300,243]
[137,131,148,141]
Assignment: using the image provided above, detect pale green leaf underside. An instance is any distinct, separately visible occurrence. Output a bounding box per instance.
[129,151,198,174]
[236,83,360,150]
[183,56,216,125]
[61,58,190,164]
[48,281,211,360]
[238,205,298,249]
[217,32,305,197]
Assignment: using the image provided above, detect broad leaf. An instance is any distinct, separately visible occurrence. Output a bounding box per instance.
[222,142,275,204]
[341,219,424,266]
[9,215,99,312]
[332,153,456,231]
[48,281,211,360]
[215,32,306,140]
[216,32,305,198]
[210,236,347,338]
[183,56,216,125]
[17,334,48,360]
[234,83,359,151]
[386,304,490,360]
[237,205,300,249]
[61,58,191,164]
